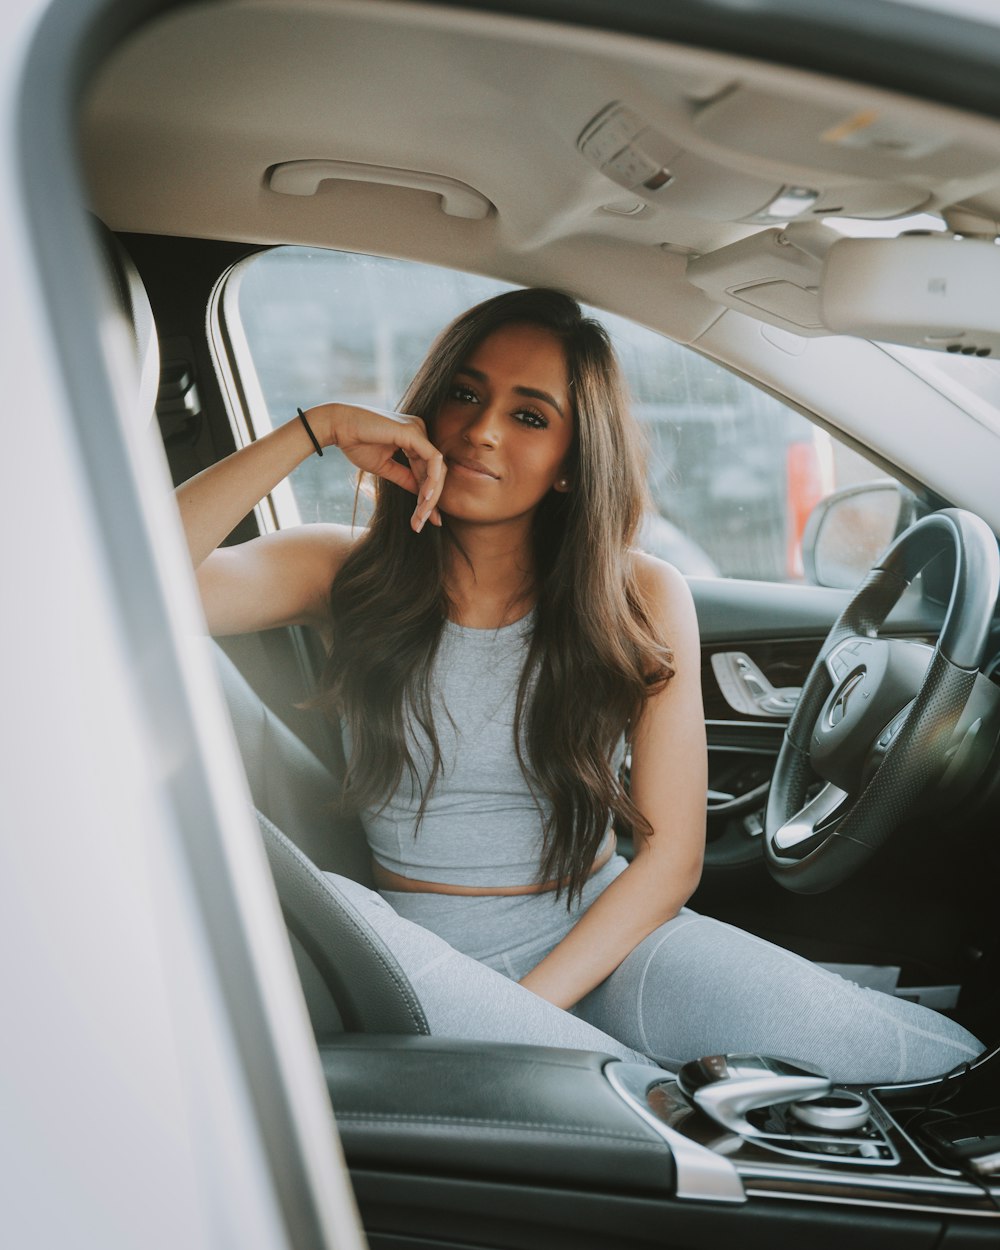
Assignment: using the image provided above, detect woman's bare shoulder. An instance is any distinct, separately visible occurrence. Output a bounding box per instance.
[629,549,700,647]
[630,548,689,603]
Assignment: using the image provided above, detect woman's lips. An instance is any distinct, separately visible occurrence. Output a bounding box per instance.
[447,456,500,481]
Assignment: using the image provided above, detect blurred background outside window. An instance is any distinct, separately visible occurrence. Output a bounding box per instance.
[227,247,894,583]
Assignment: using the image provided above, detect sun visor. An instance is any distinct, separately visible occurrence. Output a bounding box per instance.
[820,234,1000,357]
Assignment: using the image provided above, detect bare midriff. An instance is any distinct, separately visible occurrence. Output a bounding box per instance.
[371,834,616,896]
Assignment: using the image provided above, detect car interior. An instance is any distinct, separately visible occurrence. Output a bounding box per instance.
[53,0,1000,1244]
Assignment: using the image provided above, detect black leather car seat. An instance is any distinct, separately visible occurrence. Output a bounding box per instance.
[213,642,430,1036]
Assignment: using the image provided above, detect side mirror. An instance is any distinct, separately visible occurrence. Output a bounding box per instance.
[802,481,920,589]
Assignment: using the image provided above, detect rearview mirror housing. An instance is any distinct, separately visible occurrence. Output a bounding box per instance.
[821,233,1000,358]
[687,228,1000,357]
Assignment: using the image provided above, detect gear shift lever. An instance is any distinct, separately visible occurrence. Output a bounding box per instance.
[677,1054,832,1137]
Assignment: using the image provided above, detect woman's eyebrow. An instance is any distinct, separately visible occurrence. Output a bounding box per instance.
[457,365,566,419]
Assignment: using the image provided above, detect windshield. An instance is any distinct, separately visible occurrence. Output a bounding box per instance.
[883,344,1000,434]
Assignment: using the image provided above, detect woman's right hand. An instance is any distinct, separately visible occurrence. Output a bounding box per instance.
[177,398,449,636]
[306,402,446,533]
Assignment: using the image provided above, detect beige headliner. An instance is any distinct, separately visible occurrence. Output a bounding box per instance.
[80,0,1000,523]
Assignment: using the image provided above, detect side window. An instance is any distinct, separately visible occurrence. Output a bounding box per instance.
[222,247,903,584]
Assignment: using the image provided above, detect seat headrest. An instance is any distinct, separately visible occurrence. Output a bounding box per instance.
[92,219,160,424]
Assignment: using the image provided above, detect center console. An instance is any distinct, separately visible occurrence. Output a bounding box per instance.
[320,1034,1000,1249]
[606,1048,1000,1218]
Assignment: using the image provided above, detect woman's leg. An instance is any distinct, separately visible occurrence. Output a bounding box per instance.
[328,874,659,1067]
[573,910,983,1084]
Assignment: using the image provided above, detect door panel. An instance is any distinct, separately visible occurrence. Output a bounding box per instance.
[691,575,945,644]
[687,576,956,982]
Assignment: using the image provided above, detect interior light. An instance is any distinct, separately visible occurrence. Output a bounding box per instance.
[751,186,819,223]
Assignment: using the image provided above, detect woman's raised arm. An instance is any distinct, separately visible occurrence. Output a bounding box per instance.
[176,402,446,636]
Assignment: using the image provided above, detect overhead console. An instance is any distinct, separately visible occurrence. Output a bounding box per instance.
[575,95,1000,356]
[577,102,926,226]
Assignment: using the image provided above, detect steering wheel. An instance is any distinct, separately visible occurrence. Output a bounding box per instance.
[764,509,1000,894]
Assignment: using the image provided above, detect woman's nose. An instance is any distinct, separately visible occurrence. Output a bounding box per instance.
[462,401,502,446]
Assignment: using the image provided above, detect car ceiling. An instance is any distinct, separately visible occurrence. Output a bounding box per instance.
[79,0,1000,523]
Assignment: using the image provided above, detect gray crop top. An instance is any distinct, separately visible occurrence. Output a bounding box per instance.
[344,609,621,887]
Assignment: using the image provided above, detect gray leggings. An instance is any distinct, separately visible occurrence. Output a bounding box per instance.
[329,857,983,1085]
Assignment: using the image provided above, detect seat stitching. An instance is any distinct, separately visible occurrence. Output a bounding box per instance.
[285,852,427,1027]
[259,812,429,1031]
[334,1111,665,1146]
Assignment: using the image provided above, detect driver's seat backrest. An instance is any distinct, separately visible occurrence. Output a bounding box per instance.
[213,638,373,882]
[213,641,429,1036]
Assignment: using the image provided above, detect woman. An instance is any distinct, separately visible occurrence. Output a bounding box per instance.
[180,288,981,1082]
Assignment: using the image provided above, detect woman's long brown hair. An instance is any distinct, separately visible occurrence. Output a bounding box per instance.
[320,288,673,903]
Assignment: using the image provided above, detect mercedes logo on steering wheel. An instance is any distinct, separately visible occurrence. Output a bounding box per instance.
[827,670,865,728]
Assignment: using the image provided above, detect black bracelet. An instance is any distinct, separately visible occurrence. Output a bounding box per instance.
[297,407,324,457]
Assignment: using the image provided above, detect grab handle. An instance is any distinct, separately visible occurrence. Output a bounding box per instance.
[269,160,493,219]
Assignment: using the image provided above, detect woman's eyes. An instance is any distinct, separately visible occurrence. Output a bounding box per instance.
[513,407,548,429]
[447,386,548,429]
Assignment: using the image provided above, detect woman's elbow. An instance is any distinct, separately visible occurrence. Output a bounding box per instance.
[635,848,703,926]
[661,858,702,920]
[680,860,703,910]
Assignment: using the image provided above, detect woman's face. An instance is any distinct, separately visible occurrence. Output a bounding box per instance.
[433,322,574,527]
